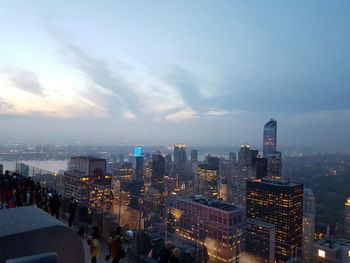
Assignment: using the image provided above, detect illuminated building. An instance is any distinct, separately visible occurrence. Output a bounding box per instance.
[245,218,276,263]
[196,163,219,198]
[63,156,112,213]
[263,119,277,156]
[345,198,350,238]
[302,188,316,263]
[168,195,245,263]
[246,178,303,263]
[173,144,187,179]
[313,238,350,263]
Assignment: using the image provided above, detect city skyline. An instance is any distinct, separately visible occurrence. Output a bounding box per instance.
[0,1,349,148]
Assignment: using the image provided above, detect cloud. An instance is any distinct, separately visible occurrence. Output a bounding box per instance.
[0,72,107,118]
[9,69,43,94]
[123,110,137,121]
[164,107,198,123]
[205,109,229,117]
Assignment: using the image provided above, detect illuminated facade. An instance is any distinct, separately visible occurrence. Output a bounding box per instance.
[246,178,303,263]
[302,188,316,263]
[263,119,277,156]
[313,238,350,263]
[245,218,276,263]
[196,164,219,198]
[345,198,350,238]
[168,195,245,263]
[63,156,112,213]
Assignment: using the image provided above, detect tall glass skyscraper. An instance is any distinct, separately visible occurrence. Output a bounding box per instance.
[263,119,277,156]
[173,144,187,178]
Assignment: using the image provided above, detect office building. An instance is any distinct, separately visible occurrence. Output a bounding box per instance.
[229,152,237,164]
[168,195,245,263]
[267,151,282,179]
[246,178,303,263]
[314,238,350,263]
[263,119,277,156]
[63,156,112,213]
[173,144,187,179]
[303,188,316,263]
[245,218,276,263]
[151,153,165,192]
[256,156,268,179]
[191,149,198,163]
[345,198,350,238]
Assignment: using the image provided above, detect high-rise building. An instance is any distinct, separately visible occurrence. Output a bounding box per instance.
[191,149,198,163]
[245,218,276,263]
[168,195,245,263]
[267,151,282,179]
[263,119,277,156]
[63,156,112,212]
[229,152,237,164]
[256,156,268,179]
[344,198,350,238]
[133,156,144,181]
[313,238,350,263]
[151,153,165,191]
[238,144,252,166]
[173,144,187,179]
[303,188,316,263]
[246,178,303,263]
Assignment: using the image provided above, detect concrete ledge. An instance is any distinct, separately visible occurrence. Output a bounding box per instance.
[0,207,84,263]
[6,252,58,263]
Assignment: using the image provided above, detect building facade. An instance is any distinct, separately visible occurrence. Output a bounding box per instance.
[246,178,303,263]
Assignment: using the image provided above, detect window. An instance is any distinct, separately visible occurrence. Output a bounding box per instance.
[318,249,325,258]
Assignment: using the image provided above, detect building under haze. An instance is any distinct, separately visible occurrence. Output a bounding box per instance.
[151,153,165,192]
[173,144,187,179]
[302,188,316,263]
[263,119,277,156]
[263,119,282,179]
[246,178,303,263]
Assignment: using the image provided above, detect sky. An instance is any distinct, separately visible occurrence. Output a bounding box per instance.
[0,1,349,148]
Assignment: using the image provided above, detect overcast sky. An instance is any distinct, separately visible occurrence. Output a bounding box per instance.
[0,1,349,147]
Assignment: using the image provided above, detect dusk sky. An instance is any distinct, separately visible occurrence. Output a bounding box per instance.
[0,1,349,147]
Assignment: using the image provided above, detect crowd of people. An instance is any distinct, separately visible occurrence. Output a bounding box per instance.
[1,170,193,262]
[0,170,67,220]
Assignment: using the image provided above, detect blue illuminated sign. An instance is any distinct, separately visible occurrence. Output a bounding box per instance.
[134,146,142,157]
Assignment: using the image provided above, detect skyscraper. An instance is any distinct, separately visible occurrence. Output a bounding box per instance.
[173,144,187,178]
[191,149,198,163]
[302,188,316,263]
[263,119,282,179]
[246,178,303,263]
[263,119,277,156]
[151,153,165,191]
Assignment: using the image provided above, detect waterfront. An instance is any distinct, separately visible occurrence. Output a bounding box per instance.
[1,160,69,173]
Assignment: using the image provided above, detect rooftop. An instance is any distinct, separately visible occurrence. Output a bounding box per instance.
[179,195,238,212]
[315,238,350,250]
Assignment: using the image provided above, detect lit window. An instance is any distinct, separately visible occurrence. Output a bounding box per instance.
[348,250,350,257]
[318,249,325,258]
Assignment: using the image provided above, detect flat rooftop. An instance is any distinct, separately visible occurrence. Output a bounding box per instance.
[315,238,350,249]
[250,177,301,187]
[179,195,238,212]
